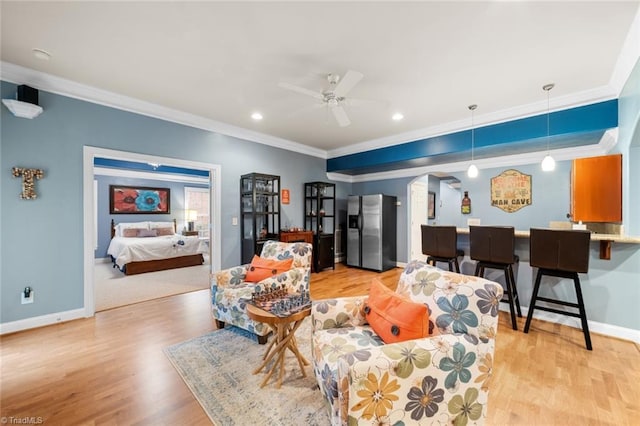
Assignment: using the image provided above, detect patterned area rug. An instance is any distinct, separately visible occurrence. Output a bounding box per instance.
[164,321,330,425]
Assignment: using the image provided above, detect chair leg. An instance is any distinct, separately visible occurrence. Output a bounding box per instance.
[447,260,454,272]
[524,270,543,333]
[453,258,461,273]
[504,266,518,331]
[257,334,269,345]
[508,264,522,317]
[572,274,593,350]
[215,319,225,329]
[474,263,482,277]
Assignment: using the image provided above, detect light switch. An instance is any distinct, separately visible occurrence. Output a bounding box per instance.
[232,217,238,226]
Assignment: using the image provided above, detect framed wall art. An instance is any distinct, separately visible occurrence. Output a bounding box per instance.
[428,191,436,219]
[109,185,170,214]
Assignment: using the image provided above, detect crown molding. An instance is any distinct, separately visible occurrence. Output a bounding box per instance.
[328,129,618,184]
[610,5,640,96]
[327,85,617,159]
[93,166,209,185]
[0,62,327,159]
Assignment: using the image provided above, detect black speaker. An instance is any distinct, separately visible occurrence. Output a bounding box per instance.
[17,85,39,105]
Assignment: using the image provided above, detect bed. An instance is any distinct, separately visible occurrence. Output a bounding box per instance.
[107,219,207,275]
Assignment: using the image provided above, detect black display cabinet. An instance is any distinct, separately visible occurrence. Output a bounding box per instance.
[304,182,335,271]
[241,173,281,264]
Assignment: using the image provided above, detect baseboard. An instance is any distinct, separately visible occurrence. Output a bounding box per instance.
[95,257,111,264]
[499,303,640,344]
[0,308,87,335]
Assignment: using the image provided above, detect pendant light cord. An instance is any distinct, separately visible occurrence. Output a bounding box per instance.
[469,104,477,161]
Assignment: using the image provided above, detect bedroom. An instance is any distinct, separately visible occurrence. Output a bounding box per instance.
[93,158,212,311]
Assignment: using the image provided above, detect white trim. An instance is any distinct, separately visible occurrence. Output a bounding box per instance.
[327,86,617,159]
[0,61,326,160]
[93,166,209,184]
[610,5,640,96]
[327,129,619,184]
[499,304,640,345]
[0,308,85,335]
[94,257,111,264]
[83,146,222,318]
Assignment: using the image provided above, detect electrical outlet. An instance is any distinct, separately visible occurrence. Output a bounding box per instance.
[21,289,34,304]
[232,217,238,226]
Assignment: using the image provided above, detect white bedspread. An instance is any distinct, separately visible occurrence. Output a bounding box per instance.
[107,235,208,268]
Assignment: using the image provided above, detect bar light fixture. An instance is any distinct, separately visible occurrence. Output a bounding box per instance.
[467,104,479,178]
[541,83,556,172]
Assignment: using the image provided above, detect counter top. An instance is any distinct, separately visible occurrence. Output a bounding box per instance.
[455,227,640,260]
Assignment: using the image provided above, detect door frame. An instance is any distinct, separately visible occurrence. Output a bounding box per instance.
[82,146,222,317]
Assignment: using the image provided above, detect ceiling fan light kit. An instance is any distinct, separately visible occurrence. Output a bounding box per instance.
[278,70,365,127]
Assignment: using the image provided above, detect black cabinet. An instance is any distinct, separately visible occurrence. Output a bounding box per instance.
[241,173,280,264]
[304,182,335,271]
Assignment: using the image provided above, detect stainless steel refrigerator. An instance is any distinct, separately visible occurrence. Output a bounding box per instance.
[347,194,397,272]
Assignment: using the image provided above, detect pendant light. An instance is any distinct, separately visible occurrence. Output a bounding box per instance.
[467,104,479,178]
[541,83,556,172]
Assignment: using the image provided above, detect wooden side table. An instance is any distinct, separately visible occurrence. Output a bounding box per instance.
[279,230,313,244]
[246,304,311,388]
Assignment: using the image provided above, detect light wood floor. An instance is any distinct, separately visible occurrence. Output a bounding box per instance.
[1,264,638,425]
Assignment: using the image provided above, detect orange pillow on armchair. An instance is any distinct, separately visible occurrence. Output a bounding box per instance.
[364,278,430,344]
[245,255,294,283]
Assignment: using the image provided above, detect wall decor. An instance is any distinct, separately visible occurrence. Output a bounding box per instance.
[281,189,290,205]
[491,169,532,213]
[109,185,170,214]
[461,191,471,214]
[428,191,436,219]
[12,167,44,200]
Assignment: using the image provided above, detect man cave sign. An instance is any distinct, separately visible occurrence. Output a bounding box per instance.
[490,169,532,213]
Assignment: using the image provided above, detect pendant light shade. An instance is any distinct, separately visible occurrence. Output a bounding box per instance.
[467,104,478,178]
[541,83,555,171]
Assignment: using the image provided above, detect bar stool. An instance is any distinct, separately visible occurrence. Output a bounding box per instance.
[420,225,464,273]
[524,228,592,350]
[470,226,522,330]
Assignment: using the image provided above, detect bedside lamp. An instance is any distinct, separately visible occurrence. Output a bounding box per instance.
[186,210,198,232]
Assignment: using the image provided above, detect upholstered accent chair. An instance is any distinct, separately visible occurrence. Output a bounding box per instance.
[311,261,503,425]
[211,240,312,344]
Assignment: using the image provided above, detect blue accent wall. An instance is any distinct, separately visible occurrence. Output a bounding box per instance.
[0,81,348,323]
[327,100,618,174]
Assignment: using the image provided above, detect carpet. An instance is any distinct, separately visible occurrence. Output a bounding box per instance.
[164,321,330,425]
[95,261,209,311]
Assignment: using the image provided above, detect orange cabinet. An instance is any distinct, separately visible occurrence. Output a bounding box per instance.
[571,154,622,223]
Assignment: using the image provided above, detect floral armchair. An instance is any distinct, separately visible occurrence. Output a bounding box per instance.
[311,260,503,425]
[211,240,312,343]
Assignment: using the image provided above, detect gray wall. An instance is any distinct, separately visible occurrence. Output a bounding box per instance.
[0,81,344,323]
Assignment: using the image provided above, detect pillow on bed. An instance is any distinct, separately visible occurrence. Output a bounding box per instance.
[149,221,175,229]
[122,228,147,237]
[137,229,158,237]
[155,227,174,236]
[115,222,149,237]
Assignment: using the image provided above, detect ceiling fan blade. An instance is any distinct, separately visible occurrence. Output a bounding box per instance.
[332,106,351,127]
[333,70,363,97]
[278,82,324,100]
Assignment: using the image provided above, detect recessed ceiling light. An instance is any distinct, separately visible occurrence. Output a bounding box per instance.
[32,48,51,61]
[392,112,404,121]
[251,112,263,121]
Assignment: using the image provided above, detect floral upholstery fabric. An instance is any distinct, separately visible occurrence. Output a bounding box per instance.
[311,260,503,425]
[210,240,312,337]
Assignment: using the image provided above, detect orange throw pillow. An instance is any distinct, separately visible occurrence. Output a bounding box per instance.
[365,278,429,344]
[245,255,294,283]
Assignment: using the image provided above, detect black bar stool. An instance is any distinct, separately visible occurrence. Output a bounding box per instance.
[470,226,522,330]
[421,225,464,273]
[524,228,592,350]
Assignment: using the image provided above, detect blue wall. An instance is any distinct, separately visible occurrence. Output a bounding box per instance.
[0,81,348,323]
[94,175,208,258]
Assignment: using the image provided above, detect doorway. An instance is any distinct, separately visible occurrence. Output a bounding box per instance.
[83,146,221,317]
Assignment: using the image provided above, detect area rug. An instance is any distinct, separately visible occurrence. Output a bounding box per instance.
[164,321,330,425]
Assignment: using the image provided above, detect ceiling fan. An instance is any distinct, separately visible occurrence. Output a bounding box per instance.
[278,70,365,127]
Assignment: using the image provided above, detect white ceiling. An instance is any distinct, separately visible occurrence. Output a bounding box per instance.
[1,1,639,157]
